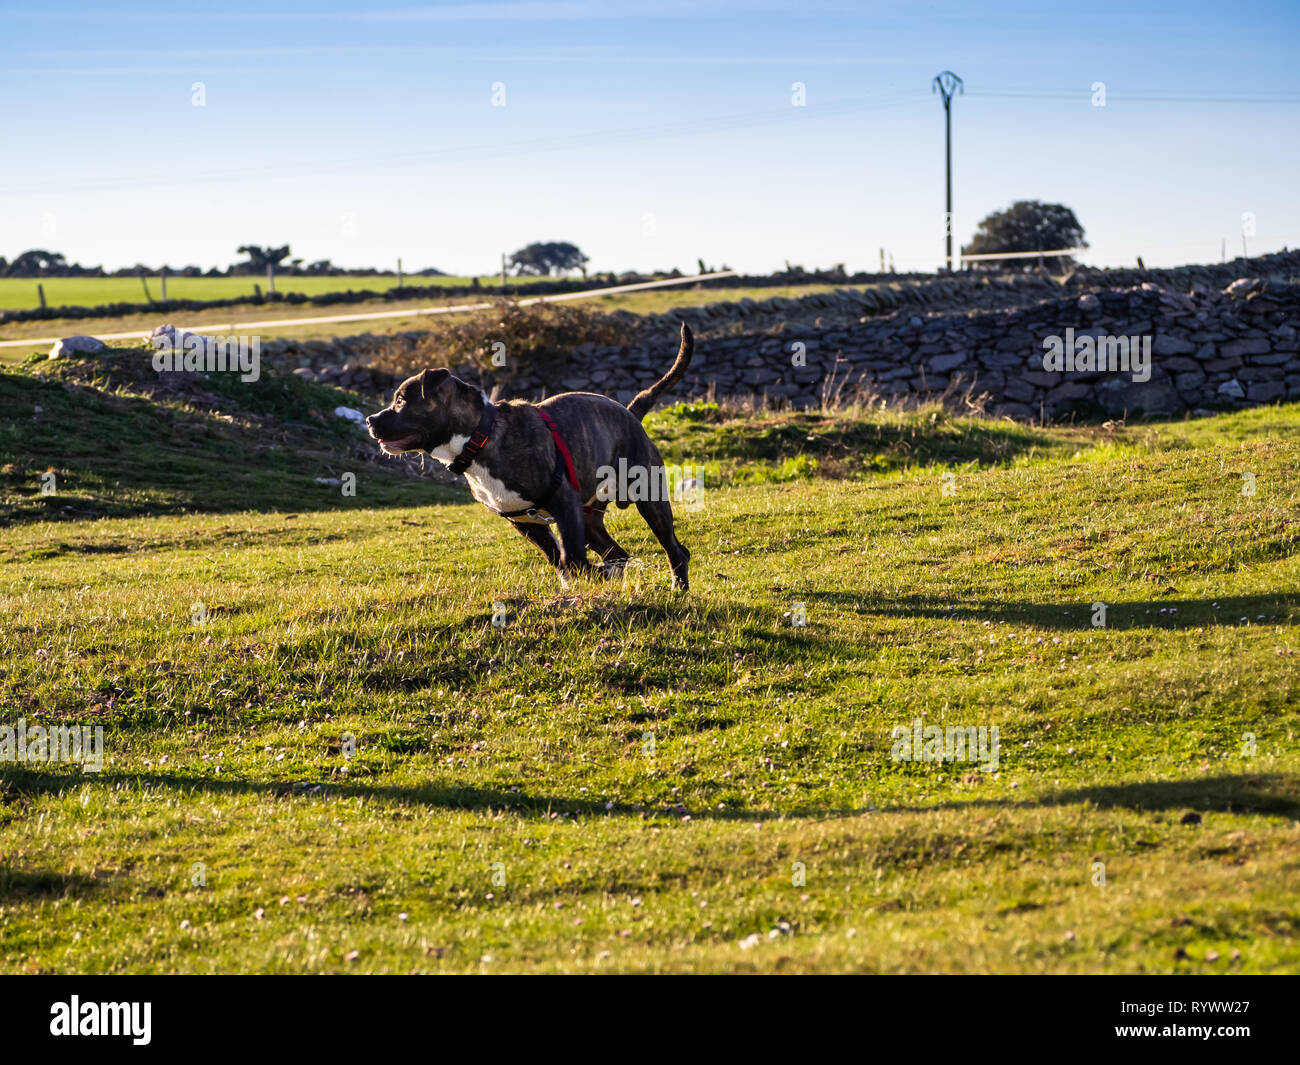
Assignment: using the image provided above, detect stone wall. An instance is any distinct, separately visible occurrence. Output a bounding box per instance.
[642,278,1300,420]
[273,276,1299,421]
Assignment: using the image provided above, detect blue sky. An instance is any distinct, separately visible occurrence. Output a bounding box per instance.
[2,1,1297,274]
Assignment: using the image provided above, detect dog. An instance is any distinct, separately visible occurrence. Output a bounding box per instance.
[366,323,694,590]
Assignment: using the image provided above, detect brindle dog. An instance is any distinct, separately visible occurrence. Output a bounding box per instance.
[367,324,694,589]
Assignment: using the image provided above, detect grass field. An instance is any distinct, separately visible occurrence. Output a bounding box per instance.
[1,351,1297,973]
[0,283,860,356]
[0,274,547,312]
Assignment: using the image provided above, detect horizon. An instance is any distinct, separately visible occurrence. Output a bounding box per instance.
[3,0,1298,275]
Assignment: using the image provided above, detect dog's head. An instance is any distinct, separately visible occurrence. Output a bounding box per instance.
[366,368,481,455]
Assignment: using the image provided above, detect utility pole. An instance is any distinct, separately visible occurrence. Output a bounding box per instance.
[932,70,963,272]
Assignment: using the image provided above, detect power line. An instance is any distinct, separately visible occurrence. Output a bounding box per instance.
[967,87,1300,104]
[1,91,932,198]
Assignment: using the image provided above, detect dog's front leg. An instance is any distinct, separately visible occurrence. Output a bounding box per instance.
[552,495,593,586]
[511,520,561,567]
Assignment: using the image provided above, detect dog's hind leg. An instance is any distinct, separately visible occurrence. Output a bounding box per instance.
[635,500,690,591]
[511,520,561,568]
[584,507,631,577]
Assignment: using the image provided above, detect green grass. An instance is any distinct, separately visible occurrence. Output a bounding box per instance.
[0,282,884,359]
[0,359,1297,973]
[0,349,432,523]
[0,274,542,312]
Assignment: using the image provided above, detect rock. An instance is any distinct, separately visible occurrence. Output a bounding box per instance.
[1246,380,1285,402]
[1096,377,1183,416]
[333,406,367,424]
[147,323,234,359]
[1077,293,1100,312]
[971,370,1006,395]
[1216,379,1246,399]
[927,352,969,374]
[292,367,317,381]
[992,401,1036,420]
[979,350,1025,369]
[1152,334,1197,356]
[1002,378,1037,403]
[49,335,108,358]
[1220,338,1270,358]
[1223,278,1260,298]
[1045,381,1092,404]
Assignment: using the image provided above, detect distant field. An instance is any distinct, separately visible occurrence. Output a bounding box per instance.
[0,283,866,357]
[0,274,535,311]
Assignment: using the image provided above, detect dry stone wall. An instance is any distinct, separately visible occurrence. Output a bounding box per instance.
[273,276,1299,421]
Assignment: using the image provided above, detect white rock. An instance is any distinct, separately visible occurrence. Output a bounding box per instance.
[49,335,107,359]
[333,406,367,425]
[147,323,220,353]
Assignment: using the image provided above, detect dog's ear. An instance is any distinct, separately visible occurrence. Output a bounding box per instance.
[416,368,449,401]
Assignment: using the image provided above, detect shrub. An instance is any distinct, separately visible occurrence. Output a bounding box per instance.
[370,299,631,379]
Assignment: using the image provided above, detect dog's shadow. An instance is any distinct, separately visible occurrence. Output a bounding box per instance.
[802,591,1297,631]
[4,769,1295,830]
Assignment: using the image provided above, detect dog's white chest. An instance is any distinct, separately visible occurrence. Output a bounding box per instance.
[463,463,533,514]
[432,435,533,514]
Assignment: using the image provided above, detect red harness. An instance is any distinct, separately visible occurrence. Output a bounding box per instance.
[535,408,580,495]
[449,402,590,523]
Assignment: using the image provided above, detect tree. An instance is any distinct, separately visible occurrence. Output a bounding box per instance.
[3,249,68,277]
[508,241,589,277]
[961,201,1087,271]
[233,244,292,276]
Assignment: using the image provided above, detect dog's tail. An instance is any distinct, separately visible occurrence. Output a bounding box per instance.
[627,322,693,421]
